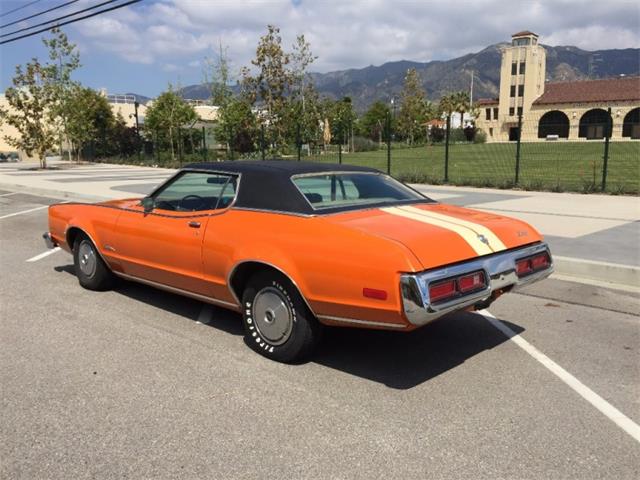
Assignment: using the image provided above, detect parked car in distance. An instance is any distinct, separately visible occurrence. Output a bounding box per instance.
[44,161,553,362]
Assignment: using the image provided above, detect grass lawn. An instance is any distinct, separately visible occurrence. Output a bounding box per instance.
[305,140,640,194]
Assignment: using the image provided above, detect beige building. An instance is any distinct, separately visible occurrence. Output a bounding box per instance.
[0,94,26,157]
[105,93,147,128]
[1,91,219,158]
[476,31,640,142]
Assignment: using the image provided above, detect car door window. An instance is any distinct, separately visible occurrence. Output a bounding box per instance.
[152,172,237,212]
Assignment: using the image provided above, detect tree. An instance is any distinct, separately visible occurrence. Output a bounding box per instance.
[290,34,317,111]
[203,40,232,107]
[287,34,320,150]
[438,93,456,119]
[43,28,80,161]
[111,112,139,157]
[241,25,292,149]
[452,91,471,129]
[63,86,115,161]
[327,97,356,149]
[144,86,197,162]
[0,29,79,169]
[358,101,391,145]
[397,68,432,144]
[0,59,58,168]
[215,97,257,154]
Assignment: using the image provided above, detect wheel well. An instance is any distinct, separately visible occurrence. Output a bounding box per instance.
[229,261,316,316]
[66,227,85,248]
[229,262,285,302]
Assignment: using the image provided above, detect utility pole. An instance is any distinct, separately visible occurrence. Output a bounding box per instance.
[469,70,474,107]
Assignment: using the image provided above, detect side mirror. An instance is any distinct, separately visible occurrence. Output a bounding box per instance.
[141,196,155,213]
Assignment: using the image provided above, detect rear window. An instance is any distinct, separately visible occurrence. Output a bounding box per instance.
[292,172,426,211]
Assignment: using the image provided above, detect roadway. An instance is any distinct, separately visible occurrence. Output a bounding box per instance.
[1,189,638,479]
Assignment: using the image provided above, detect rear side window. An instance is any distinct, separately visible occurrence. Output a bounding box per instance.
[292,172,425,211]
[152,172,237,211]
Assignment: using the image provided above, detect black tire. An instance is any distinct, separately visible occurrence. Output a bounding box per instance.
[73,234,115,291]
[241,271,322,363]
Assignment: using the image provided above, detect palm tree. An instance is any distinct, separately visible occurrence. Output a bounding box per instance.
[438,93,456,124]
[453,91,470,129]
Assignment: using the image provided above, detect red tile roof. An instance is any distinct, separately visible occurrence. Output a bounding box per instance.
[477,98,499,105]
[512,30,538,37]
[423,119,445,128]
[534,77,640,105]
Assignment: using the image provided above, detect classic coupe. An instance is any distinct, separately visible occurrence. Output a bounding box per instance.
[44,161,553,362]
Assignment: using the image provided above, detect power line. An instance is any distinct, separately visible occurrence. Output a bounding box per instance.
[1,0,128,38]
[0,0,44,19]
[0,0,142,45]
[1,0,80,30]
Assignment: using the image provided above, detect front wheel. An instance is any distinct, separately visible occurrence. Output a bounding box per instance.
[241,271,322,363]
[73,234,115,291]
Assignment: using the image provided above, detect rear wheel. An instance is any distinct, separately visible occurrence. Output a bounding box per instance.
[241,271,322,363]
[73,234,115,291]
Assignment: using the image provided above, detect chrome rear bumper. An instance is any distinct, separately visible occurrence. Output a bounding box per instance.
[400,242,553,326]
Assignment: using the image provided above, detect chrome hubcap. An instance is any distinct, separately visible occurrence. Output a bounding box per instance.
[253,287,293,346]
[78,241,97,277]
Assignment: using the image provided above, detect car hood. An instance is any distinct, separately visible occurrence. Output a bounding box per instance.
[323,203,544,270]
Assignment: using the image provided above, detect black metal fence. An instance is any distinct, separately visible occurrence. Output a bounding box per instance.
[94,108,640,194]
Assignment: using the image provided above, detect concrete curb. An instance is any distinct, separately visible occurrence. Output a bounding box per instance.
[553,255,639,289]
[0,182,111,203]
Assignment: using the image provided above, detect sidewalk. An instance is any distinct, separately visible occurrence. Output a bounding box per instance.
[1,159,638,287]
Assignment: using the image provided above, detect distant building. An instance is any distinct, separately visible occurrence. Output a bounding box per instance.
[475,31,640,142]
[106,93,147,128]
[0,90,219,158]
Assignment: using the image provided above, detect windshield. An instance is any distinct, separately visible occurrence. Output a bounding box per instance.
[292,172,429,212]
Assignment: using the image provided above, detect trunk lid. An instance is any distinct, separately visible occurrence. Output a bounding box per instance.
[323,203,543,270]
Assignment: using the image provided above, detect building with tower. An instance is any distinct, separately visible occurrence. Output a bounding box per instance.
[475,31,640,142]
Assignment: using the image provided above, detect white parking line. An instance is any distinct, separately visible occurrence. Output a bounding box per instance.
[0,205,49,220]
[0,192,19,197]
[480,309,640,444]
[26,247,61,262]
[196,304,214,325]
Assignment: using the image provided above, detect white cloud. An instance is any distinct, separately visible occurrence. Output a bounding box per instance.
[70,0,640,74]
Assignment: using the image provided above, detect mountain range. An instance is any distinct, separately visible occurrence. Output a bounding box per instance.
[173,43,639,112]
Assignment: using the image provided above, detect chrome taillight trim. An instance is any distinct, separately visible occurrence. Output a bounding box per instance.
[400,242,553,326]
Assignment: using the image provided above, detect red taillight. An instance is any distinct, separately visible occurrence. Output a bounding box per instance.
[531,253,550,270]
[429,279,457,303]
[516,258,532,276]
[516,252,550,277]
[458,271,486,293]
[429,270,487,304]
[363,287,388,300]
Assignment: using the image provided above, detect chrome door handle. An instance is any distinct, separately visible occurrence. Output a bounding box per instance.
[188,221,201,228]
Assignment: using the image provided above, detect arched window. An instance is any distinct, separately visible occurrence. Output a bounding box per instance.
[579,109,610,139]
[622,108,640,139]
[538,110,570,138]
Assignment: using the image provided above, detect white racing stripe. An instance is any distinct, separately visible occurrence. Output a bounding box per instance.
[26,247,61,262]
[0,192,19,197]
[381,206,493,256]
[399,205,507,252]
[480,309,640,444]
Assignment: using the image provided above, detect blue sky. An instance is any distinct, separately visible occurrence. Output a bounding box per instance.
[2,0,639,97]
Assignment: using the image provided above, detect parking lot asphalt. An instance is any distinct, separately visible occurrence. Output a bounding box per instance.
[1,190,639,479]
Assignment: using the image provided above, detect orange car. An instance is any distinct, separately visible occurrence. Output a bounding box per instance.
[44,161,552,362]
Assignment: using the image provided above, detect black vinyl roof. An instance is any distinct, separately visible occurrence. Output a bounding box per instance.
[184,160,378,175]
[182,160,382,215]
